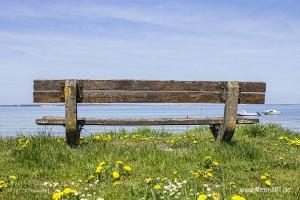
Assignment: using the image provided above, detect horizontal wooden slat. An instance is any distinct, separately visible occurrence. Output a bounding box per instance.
[239,93,265,104]
[36,117,259,126]
[34,91,222,103]
[82,91,222,103]
[34,80,266,92]
[34,91,265,104]
[84,80,226,91]
[34,80,64,91]
[239,82,266,93]
[33,91,62,103]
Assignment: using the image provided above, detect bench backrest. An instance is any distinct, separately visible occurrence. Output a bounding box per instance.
[33,80,266,104]
[33,79,266,146]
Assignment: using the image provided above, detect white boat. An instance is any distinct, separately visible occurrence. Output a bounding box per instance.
[262,109,281,115]
[237,110,260,117]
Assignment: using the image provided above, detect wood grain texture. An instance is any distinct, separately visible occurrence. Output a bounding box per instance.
[33,91,62,103]
[36,117,259,126]
[219,81,239,142]
[34,80,266,92]
[64,80,79,147]
[239,93,265,104]
[82,91,222,103]
[33,80,266,104]
[33,91,265,104]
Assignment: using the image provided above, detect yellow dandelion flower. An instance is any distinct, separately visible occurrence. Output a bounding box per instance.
[88,175,96,181]
[99,161,106,166]
[192,171,200,178]
[0,180,7,189]
[207,172,213,177]
[231,194,246,200]
[52,191,64,200]
[145,178,153,184]
[279,136,287,140]
[17,138,23,144]
[9,175,17,181]
[260,175,267,180]
[116,160,124,165]
[265,179,272,186]
[107,135,112,140]
[113,181,122,186]
[213,161,219,166]
[198,194,208,200]
[193,140,198,144]
[112,171,120,180]
[205,156,212,160]
[25,139,30,145]
[212,192,220,200]
[94,135,101,140]
[96,166,104,173]
[123,165,132,172]
[63,188,77,195]
[154,184,161,190]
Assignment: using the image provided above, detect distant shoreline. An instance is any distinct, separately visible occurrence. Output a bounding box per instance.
[1,103,300,107]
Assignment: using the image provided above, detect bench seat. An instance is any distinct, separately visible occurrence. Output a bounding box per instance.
[36,116,258,126]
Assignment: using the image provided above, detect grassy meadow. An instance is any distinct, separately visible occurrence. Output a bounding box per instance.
[0,124,299,200]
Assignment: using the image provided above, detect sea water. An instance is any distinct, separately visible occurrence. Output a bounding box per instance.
[0,104,299,137]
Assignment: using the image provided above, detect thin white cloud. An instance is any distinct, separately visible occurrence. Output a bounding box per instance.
[1,0,299,40]
[0,1,300,103]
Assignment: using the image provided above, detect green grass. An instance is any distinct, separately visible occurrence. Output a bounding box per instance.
[0,125,299,200]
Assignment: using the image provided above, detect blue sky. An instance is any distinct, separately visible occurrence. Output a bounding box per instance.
[0,0,299,104]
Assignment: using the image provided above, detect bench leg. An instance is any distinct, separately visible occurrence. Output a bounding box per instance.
[65,80,80,147]
[218,81,239,142]
[210,124,221,140]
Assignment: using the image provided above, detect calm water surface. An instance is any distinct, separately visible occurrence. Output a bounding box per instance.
[0,104,299,137]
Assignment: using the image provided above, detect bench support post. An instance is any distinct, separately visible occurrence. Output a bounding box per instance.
[218,81,239,142]
[65,80,79,147]
[210,124,221,140]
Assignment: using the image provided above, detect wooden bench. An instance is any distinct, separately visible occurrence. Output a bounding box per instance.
[33,80,266,147]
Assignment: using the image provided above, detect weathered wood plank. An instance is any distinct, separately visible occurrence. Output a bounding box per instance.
[34,80,266,92]
[83,80,225,91]
[33,91,62,103]
[34,80,64,91]
[82,91,222,103]
[239,82,266,93]
[218,81,239,142]
[33,91,265,104]
[64,80,79,147]
[239,93,265,104]
[36,117,259,126]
